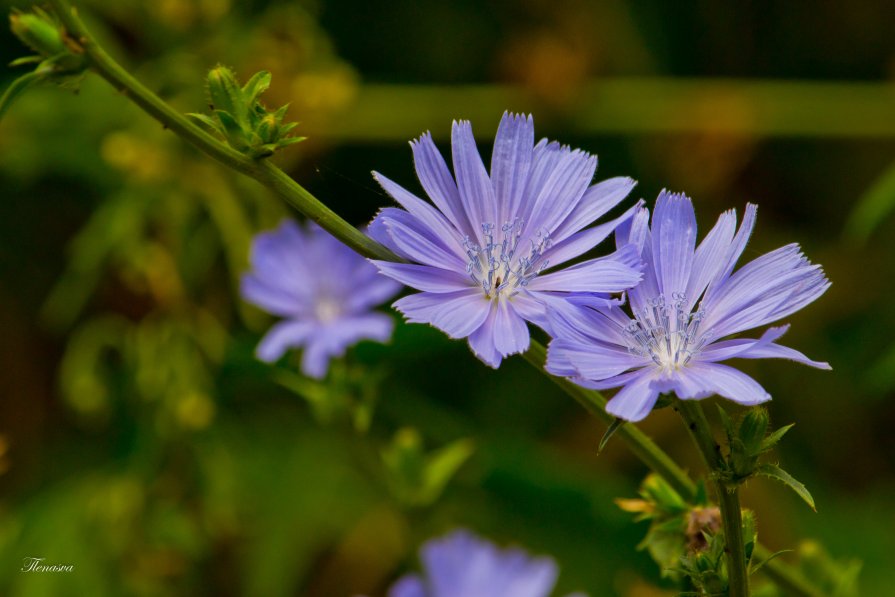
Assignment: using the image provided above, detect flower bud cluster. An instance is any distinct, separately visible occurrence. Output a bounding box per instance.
[190,66,304,158]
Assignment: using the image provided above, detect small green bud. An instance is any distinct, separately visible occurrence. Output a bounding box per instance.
[738,407,770,455]
[9,11,65,58]
[206,65,242,120]
[193,66,304,158]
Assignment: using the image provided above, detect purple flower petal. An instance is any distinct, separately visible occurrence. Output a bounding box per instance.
[393,289,490,339]
[372,114,642,369]
[241,274,306,318]
[700,244,829,338]
[491,112,534,225]
[468,305,502,368]
[616,208,661,322]
[678,362,771,405]
[412,132,469,235]
[698,325,831,369]
[493,297,531,357]
[388,575,426,597]
[703,202,758,304]
[545,192,829,420]
[452,120,496,232]
[544,299,631,346]
[394,529,566,597]
[651,190,697,299]
[374,172,465,256]
[548,338,646,380]
[695,325,790,362]
[684,208,736,312]
[528,244,642,293]
[522,145,597,241]
[605,372,661,422]
[373,261,472,293]
[256,320,316,362]
[553,176,637,242]
[544,200,643,267]
[242,220,399,378]
[299,314,394,379]
[377,207,466,270]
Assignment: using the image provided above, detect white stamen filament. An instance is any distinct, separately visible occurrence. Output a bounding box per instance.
[624,293,706,370]
[463,219,551,299]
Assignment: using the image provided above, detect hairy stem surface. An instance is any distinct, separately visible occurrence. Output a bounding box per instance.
[676,400,749,597]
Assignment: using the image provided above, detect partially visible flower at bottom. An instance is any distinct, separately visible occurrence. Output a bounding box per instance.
[240,220,402,378]
[387,529,587,597]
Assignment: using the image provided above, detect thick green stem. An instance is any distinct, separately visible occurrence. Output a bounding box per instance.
[676,400,749,597]
[39,3,824,595]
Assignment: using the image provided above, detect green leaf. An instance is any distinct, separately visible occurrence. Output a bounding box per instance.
[215,110,248,150]
[759,422,794,452]
[716,403,734,441]
[598,417,625,453]
[420,438,475,504]
[845,159,895,243]
[9,55,42,67]
[242,71,272,106]
[757,463,816,511]
[187,112,220,131]
[750,549,793,575]
[694,479,708,505]
[277,136,306,147]
[0,70,43,122]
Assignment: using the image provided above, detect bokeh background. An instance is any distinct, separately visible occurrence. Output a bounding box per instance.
[1,0,894,595]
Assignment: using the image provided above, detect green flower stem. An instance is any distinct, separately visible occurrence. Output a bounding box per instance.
[521,340,696,498]
[42,3,823,595]
[47,0,399,263]
[676,399,749,597]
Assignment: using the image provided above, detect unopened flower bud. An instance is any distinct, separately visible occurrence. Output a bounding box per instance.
[9,11,65,57]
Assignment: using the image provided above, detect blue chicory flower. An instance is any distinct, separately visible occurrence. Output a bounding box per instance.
[546,191,831,422]
[369,112,643,368]
[388,529,586,597]
[241,220,401,378]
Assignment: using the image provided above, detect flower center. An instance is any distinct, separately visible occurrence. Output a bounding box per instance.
[624,293,706,370]
[315,298,341,323]
[463,220,551,299]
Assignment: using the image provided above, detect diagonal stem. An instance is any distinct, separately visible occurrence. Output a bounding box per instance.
[47,0,398,263]
[676,399,749,597]
[41,3,823,594]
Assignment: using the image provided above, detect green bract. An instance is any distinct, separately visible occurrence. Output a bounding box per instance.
[718,406,816,511]
[189,66,305,158]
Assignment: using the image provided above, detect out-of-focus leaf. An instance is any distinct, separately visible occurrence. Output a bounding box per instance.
[845,160,895,243]
[0,71,44,121]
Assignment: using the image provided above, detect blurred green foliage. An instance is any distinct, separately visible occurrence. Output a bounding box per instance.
[2,0,895,595]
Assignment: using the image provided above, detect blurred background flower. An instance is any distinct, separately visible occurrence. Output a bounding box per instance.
[241,220,400,377]
[0,0,892,595]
